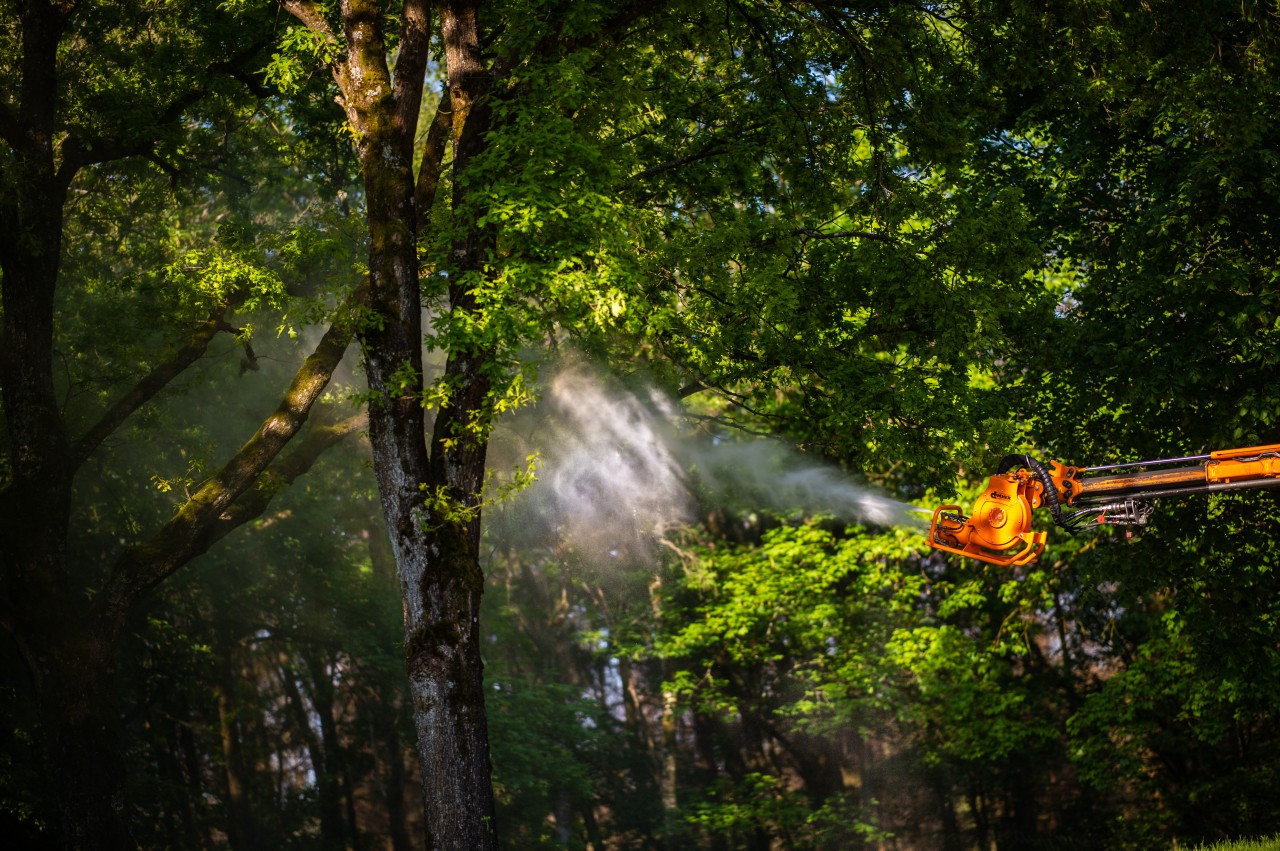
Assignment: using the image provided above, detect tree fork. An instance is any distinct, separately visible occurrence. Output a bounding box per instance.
[280,0,501,845]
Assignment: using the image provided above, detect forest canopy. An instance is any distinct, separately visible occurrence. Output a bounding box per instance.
[2,0,1279,849]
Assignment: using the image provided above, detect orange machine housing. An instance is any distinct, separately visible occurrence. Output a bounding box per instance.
[928,442,1280,567]
[929,469,1048,567]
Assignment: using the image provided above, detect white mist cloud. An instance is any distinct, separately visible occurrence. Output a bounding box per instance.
[682,438,928,530]
[487,362,926,565]
[537,366,694,561]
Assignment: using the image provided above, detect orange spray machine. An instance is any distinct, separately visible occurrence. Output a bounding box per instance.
[928,442,1280,567]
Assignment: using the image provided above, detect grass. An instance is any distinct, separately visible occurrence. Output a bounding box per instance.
[1189,838,1280,851]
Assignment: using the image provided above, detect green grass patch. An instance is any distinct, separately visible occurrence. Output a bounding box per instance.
[1189,837,1280,851]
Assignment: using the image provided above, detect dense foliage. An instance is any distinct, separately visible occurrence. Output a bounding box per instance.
[2,0,1280,849]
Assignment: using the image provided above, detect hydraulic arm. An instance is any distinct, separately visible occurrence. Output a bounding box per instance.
[928,442,1280,567]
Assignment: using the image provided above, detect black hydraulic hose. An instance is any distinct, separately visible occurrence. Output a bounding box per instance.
[995,454,1078,536]
[994,454,1027,475]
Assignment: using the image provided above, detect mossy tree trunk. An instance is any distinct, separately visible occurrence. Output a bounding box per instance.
[278,1,499,847]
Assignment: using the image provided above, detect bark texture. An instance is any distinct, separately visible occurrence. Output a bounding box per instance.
[279,0,500,846]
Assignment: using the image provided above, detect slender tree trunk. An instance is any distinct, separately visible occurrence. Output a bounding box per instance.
[177,692,213,849]
[618,657,651,747]
[579,801,605,851]
[660,684,680,821]
[367,527,415,851]
[215,654,258,851]
[930,767,964,851]
[691,713,732,851]
[553,790,574,846]
[283,659,346,850]
[305,649,361,851]
[379,705,414,851]
[150,707,188,847]
[650,578,679,836]
[342,761,361,851]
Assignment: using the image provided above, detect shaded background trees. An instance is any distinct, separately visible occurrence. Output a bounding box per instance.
[969,1,1280,844]
[0,1,365,844]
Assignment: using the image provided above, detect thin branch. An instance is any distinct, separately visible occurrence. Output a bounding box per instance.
[753,225,893,250]
[557,0,670,55]
[72,308,231,469]
[414,87,452,217]
[682,411,779,437]
[393,0,433,150]
[623,112,769,202]
[490,0,669,83]
[629,144,728,182]
[280,659,327,759]
[793,226,893,242]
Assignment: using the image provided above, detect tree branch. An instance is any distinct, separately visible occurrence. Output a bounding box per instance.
[753,225,894,250]
[280,0,338,41]
[90,285,368,628]
[490,0,669,82]
[56,38,275,186]
[281,0,364,123]
[414,87,452,217]
[792,226,893,242]
[202,411,368,553]
[629,144,728,182]
[557,0,670,55]
[393,0,432,151]
[71,308,231,469]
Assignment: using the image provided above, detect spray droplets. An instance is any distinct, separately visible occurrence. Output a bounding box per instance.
[538,367,694,562]
[488,363,925,565]
[683,438,929,530]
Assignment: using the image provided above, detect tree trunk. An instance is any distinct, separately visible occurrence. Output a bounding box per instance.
[378,704,415,851]
[177,692,214,849]
[660,684,680,828]
[398,523,497,851]
[0,3,362,845]
[651,580,679,836]
[0,141,137,850]
[283,658,347,850]
[27,627,135,850]
[293,0,500,845]
[0,6,108,846]
[215,641,259,851]
[367,525,415,851]
[304,649,360,851]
